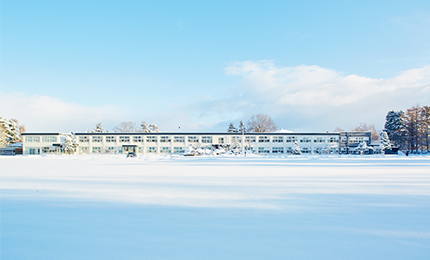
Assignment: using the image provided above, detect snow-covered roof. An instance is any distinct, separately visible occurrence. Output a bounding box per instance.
[8,142,23,147]
[274,128,294,133]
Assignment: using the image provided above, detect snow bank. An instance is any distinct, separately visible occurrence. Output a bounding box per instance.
[2,154,430,209]
[1,155,430,260]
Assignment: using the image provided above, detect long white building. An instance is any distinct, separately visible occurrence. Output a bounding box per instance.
[22,131,371,155]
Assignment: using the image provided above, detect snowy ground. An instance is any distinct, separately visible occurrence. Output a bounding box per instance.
[1,154,430,259]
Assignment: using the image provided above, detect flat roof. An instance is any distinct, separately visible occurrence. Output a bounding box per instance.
[21,131,372,137]
[22,133,61,136]
[21,132,359,136]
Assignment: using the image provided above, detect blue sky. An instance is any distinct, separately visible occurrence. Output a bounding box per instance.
[1,0,430,132]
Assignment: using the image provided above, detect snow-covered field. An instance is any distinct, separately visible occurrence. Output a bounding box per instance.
[1,154,430,259]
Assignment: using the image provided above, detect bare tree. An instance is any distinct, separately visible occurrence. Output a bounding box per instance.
[113,121,136,133]
[148,123,159,132]
[421,106,430,152]
[10,119,26,142]
[384,105,429,152]
[369,125,380,141]
[333,127,344,132]
[406,106,419,152]
[353,123,379,141]
[247,114,277,133]
[140,122,151,133]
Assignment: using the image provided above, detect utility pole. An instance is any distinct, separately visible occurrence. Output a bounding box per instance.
[242,106,245,156]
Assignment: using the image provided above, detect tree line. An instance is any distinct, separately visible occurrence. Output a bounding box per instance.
[384,105,430,152]
[0,117,25,148]
[228,114,278,133]
[89,121,160,133]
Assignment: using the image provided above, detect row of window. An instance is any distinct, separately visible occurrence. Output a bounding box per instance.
[79,147,185,154]
[77,136,340,143]
[78,136,213,143]
[348,137,368,143]
[258,147,338,154]
[25,136,57,142]
[25,135,341,144]
[79,146,329,154]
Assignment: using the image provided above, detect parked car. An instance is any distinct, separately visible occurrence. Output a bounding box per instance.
[126,152,137,158]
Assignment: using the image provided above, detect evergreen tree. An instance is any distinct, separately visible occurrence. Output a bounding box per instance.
[0,118,7,148]
[0,117,20,148]
[184,145,197,156]
[292,141,301,155]
[379,131,392,154]
[384,110,406,149]
[93,122,105,133]
[238,121,246,133]
[356,141,368,155]
[149,123,159,132]
[61,133,78,154]
[227,123,237,133]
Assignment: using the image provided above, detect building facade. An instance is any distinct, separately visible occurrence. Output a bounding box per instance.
[22,131,371,155]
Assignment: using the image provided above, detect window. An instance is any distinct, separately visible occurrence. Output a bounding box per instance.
[232,136,242,142]
[138,147,143,153]
[286,136,297,142]
[106,147,116,153]
[348,137,368,143]
[258,147,270,153]
[160,136,171,143]
[349,138,357,143]
[174,147,184,153]
[188,136,199,143]
[133,136,144,142]
[92,147,101,154]
[245,136,256,143]
[147,147,157,153]
[161,147,171,153]
[285,147,293,154]
[218,137,224,144]
[329,137,338,143]
[174,136,185,143]
[259,136,270,143]
[79,136,89,143]
[302,147,310,153]
[26,148,40,154]
[25,136,40,142]
[314,137,325,143]
[119,136,130,142]
[42,136,57,142]
[202,136,212,143]
[92,136,102,142]
[106,136,116,142]
[147,136,157,143]
[80,147,89,154]
[300,137,311,143]
[272,147,284,153]
[272,136,283,143]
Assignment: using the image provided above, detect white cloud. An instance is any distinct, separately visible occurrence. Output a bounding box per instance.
[0,92,128,132]
[225,60,430,131]
[2,62,429,133]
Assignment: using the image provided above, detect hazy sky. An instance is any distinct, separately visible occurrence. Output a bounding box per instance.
[1,0,430,133]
